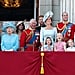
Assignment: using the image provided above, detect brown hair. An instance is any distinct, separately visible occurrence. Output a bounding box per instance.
[45,37,52,45]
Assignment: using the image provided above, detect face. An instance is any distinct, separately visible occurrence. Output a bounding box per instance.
[38,17,43,26]
[46,38,52,45]
[30,20,37,29]
[62,12,68,21]
[68,39,74,47]
[57,33,63,41]
[45,17,52,25]
[18,24,24,30]
[6,27,14,34]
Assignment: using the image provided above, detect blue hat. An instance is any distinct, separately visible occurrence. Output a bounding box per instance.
[43,11,53,22]
[2,22,16,32]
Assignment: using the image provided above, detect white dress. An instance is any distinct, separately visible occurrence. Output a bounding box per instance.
[66,47,75,52]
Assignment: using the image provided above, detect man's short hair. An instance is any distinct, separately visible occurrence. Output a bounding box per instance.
[62,12,68,16]
[38,15,44,18]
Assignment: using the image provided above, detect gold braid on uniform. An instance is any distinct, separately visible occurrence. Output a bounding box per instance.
[57,24,66,31]
[24,30,33,43]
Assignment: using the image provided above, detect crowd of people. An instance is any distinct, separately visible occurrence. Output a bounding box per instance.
[0,11,75,52]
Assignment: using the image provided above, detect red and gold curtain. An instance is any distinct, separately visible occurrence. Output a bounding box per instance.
[0,51,75,75]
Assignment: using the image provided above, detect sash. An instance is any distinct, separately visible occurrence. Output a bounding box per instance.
[24,30,33,43]
[29,31,39,44]
[62,23,73,36]
[25,30,39,44]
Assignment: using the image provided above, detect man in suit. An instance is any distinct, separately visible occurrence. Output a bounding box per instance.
[36,15,45,32]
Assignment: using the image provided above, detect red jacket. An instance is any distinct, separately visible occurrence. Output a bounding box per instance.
[57,22,75,42]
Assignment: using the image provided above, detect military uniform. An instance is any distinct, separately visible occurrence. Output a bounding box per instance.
[20,28,40,51]
[57,22,75,42]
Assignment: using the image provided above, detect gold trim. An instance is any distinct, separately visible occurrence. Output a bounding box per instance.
[40,52,44,74]
[57,23,66,31]
[24,30,33,43]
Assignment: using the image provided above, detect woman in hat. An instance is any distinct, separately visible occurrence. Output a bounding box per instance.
[1,22,19,51]
[40,11,57,51]
[16,21,25,40]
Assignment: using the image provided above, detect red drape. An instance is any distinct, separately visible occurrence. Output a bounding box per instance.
[44,52,75,75]
[0,51,41,75]
[0,51,75,75]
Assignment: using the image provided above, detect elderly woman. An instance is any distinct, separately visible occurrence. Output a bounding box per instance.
[40,11,57,51]
[1,22,19,51]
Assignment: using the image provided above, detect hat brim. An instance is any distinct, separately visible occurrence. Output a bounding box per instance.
[2,23,16,32]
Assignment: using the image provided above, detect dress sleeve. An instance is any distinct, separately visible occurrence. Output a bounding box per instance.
[54,27,57,42]
[1,35,7,51]
[40,27,44,43]
[20,31,26,47]
[12,34,19,51]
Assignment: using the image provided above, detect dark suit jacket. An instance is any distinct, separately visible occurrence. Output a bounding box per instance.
[36,24,46,32]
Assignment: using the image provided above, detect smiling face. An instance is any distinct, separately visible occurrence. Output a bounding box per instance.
[38,16,44,26]
[30,19,37,29]
[6,27,14,34]
[18,24,24,30]
[67,39,74,47]
[45,17,52,25]
[62,12,68,22]
[45,37,52,45]
[46,38,52,45]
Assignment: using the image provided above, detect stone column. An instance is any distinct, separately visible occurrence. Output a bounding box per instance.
[39,0,52,15]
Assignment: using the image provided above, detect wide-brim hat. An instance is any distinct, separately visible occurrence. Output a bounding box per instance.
[2,22,16,32]
[43,11,53,22]
[16,21,23,26]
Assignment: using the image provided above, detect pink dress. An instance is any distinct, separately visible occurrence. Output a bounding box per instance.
[54,42,66,51]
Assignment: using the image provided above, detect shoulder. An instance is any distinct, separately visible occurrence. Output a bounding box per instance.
[44,45,48,48]
[53,27,57,30]
[57,22,64,27]
[57,22,65,30]
[57,22,63,25]
[22,29,31,34]
[40,27,45,31]
[71,24,75,29]
[41,27,45,29]
[23,29,30,32]
[2,34,7,38]
[66,47,70,50]
[62,42,66,45]
[13,34,18,37]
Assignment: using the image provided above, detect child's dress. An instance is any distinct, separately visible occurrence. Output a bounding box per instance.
[66,47,75,51]
[44,45,53,51]
[54,42,66,51]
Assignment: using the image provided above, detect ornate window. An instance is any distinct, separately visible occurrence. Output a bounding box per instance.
[0,0,22,8]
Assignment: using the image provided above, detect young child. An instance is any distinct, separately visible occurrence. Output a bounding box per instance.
[44,37,53,51]
[66,39,75,51]
[54,33,66,51]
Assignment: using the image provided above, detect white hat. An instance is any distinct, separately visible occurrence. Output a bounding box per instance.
[16,21,23,26]
[43,11,53,22]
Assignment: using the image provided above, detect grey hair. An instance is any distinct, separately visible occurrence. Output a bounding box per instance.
[29,19,37,24]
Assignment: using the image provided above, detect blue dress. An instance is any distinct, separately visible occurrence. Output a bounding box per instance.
[40,27,57,45]
[1,33,19,51]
